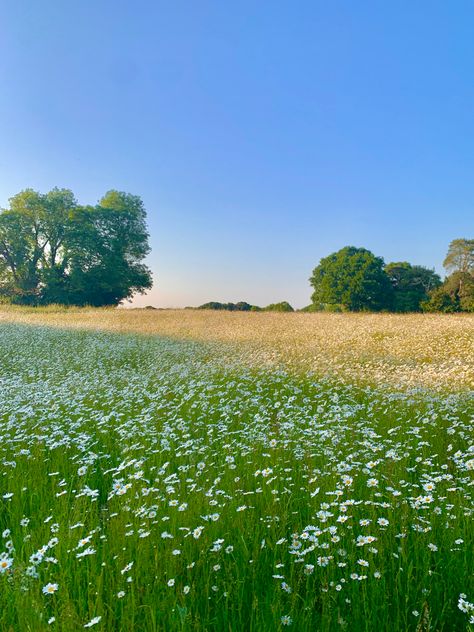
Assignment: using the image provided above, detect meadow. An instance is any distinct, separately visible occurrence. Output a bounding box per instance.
[0,309,472,630]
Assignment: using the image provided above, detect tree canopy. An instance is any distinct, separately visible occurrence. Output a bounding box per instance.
[443,238,474,275]
[0,188,152,306]
[309,241,473,314]
[310,246,393,311]
[420,238,474,313]
[195,300,294,312]
[422,271,474,313]
[264,301,294,312]
[385,262,441,312]
[197,301,255,311]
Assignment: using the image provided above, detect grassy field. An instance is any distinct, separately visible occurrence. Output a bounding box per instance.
[1,307,473,391]
[0,309,472,630]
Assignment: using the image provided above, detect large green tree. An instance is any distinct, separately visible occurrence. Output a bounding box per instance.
[310,246,393,311]
[385,262,441,312]
[0,188,152,306]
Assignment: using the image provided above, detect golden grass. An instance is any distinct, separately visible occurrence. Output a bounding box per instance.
[0,306,473,391]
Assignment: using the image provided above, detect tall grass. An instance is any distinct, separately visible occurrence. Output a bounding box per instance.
[0,322,472,630]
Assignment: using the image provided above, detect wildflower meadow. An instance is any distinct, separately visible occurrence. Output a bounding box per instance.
[0,311,472,630]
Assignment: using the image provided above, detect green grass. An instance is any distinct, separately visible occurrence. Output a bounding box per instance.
[0,324,472,631]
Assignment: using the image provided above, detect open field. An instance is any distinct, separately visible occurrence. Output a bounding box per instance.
[0,307,473,391]
[0,310,472,630]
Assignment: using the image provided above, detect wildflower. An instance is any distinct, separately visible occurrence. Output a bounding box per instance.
[281,615,292,626]
[76,546,96,558]
[0,557,13,573]
[42,583,59,595]
[458,594,474,614]
[30,551,43,565]
[192,526,204,539]
[84,616,102,628]
[121,562,134,574]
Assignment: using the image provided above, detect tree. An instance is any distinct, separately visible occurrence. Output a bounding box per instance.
[65,191,153,306]
[443,238,474,274]
[0,188,75,304]
[197,301,256,311]
[422,271,474,313]
[309,246,393,311]
[385,262,441,312]
[0,188,152,306]
[264,301,294,312]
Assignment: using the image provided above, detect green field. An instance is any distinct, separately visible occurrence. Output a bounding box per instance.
[0,321,473,631]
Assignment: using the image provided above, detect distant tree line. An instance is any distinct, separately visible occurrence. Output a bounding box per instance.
[195,301,294,312]
[0,188,152,306]
[307,239,474,313]
[1,187,471,314]
[195,241,473,314]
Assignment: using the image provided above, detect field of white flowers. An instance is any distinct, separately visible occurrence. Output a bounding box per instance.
[0,314,473,630]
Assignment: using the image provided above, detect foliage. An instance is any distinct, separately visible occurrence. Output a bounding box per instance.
[443,238,474,275]
[310,247,393,311]
[385,262,441,312]
[422,271,474,313]
[198,301,257,311]
[263,301,294,312]
[197,302,294,312]
[0,188,152,306]
[299,303,320,312]
[422,239,474,313]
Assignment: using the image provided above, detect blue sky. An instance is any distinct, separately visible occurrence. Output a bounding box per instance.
[1,1,473,308]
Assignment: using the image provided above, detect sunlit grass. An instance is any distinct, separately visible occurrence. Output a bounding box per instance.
[0,306,473,391]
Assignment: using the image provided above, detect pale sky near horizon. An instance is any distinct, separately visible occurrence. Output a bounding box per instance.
[1,2,473,308]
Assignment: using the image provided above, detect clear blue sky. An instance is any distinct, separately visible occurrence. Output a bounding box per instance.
[1,1,473,308]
